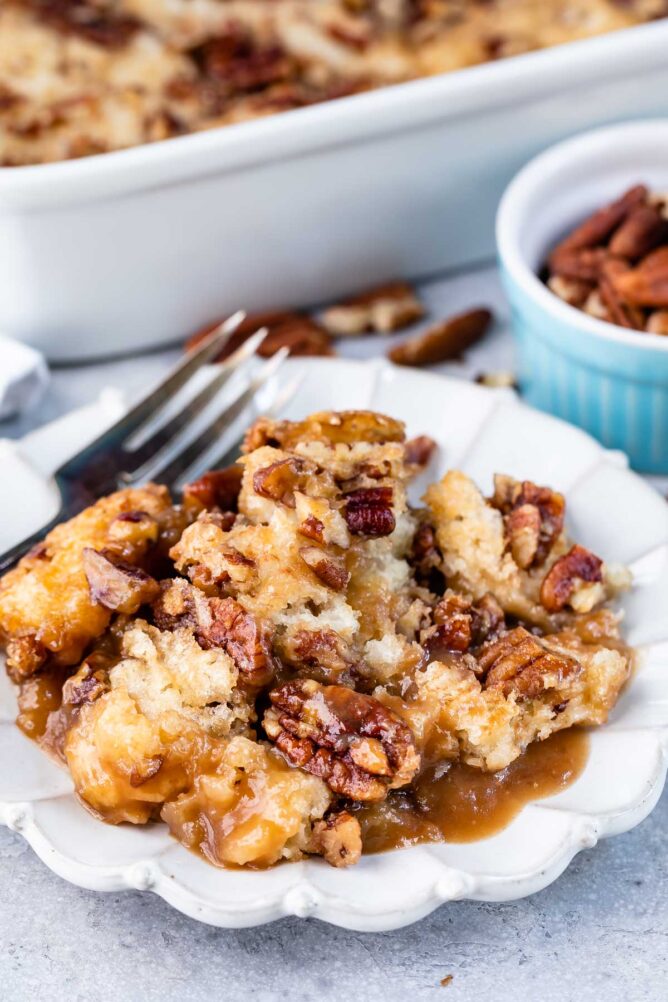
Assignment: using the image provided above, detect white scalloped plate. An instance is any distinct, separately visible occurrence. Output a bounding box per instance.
[1,359,667,931]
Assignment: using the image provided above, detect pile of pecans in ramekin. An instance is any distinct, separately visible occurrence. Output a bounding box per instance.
[544,184,668,335]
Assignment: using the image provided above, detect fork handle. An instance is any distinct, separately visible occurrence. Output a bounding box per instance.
[0,502,78,574]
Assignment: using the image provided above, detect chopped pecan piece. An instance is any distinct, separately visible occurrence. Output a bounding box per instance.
[253,456,318,507]
[62,655,111,708]
[388,308,492,366]
[299,547,350,591]
[423,591,505,658]
[264,680,420,801]
[281,628,354,681]
[183,465,243,513]
[82,549,160,614]
[310,811,362,868]
[153,581,273,686]
[198,596,275,687]
[298,514,326,543]
[33,0,140,49]
[480,627,581,700]
[5,636,47,684]
[491,475,565,569]
[321,281,424,335]
[344,486,395,537]
[404,435,437,468]
[410,521,442,586]
[540,544,604,613]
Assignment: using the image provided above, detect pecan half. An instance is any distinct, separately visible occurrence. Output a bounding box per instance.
[598,259,646,330]
[253,456,318,507]
[491,475,565,569]
[480,627,581,700]
[546,275,594,308]
[549,184,647,256]
[344,486,395,537]
[388,308,492,366]
[321,281,424,335]
[540,544,604,613]
[612,246,668,308]
[82,548,160,614]
[547,247,610,283]
[310,811,362,868]
[183,465,243,513]
[608,203,668,260]
[264,680,420,801]
[299,546,350,591]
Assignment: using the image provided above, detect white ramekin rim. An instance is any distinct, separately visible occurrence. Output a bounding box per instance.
[496,119,668,354]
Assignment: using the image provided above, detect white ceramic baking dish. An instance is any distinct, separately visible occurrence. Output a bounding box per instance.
[2,20,668,360]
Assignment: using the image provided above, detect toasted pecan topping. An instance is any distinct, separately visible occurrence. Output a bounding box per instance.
[199,596,275,687]
[183,466,243,513]
[344,486,395,537]
[410,521,442,586]
[423,590,505,658]
[299,546,350,591]
[388,308,492,366]
[253,456,318,507]
[62,654,111,708]
[540,544,604,613]
[281,628,354,682]
[311,811,362,868]
[153,580,273,686]
[480,627,581,700]
[5,636,47,684]
[404,435,437,468]
[31,0,140,48]
[491,475,565,569]
[264,679,420,801]
[298,514,326,544]
[82,549,160,614]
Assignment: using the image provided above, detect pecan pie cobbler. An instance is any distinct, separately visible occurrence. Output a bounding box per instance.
[1,1,666,165]
[0,410,633,868]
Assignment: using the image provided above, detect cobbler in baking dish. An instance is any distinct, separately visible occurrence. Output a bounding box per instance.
[0,0,666,165]
[0,410,634,868]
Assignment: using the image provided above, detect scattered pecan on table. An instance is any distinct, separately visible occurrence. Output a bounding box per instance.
[388,308,493,366]
[320,281,424,335]
[545,184,668,334]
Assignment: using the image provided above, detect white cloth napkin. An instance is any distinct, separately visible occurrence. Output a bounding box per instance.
[0,335,49,420]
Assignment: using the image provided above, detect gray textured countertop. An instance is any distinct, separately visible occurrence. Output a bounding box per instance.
[1,266,666,1001]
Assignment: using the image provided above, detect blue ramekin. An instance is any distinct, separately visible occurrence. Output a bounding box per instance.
[496,121,668,474]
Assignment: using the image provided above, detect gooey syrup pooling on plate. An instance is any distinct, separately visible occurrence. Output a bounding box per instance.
[16,668,589,856]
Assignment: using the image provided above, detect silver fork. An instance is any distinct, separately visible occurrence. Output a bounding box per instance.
[0,312,297,573]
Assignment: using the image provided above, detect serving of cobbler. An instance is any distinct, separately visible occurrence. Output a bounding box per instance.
[1,1,666,165]
[0,410,633,869]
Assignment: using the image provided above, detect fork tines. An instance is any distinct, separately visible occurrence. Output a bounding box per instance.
[56,311,292,497]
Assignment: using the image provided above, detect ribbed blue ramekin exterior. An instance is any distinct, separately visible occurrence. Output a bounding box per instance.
[500,266,668,473]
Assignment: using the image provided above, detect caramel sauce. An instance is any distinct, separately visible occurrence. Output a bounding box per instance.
[353,729,589,852]
[16,666,69,740]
